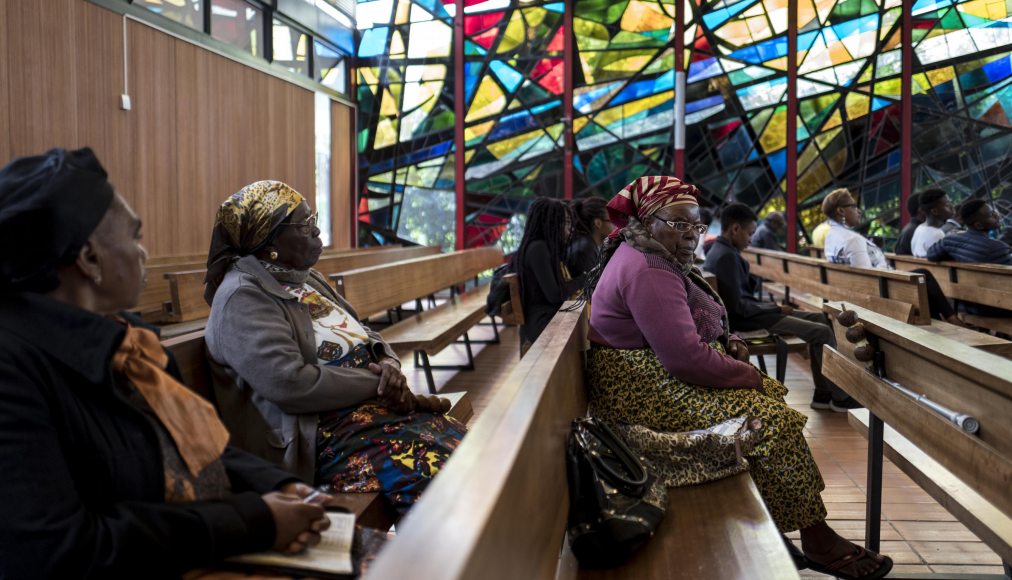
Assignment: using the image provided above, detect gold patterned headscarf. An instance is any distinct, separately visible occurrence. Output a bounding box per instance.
[204,181,305,304]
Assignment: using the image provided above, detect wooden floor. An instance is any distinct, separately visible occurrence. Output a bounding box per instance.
[397,318,1005,577]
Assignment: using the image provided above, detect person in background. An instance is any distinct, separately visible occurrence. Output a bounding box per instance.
[751,211,786,251]
[811,219,831,249]
[895,193,925,255]
[696,206,717,259]
[516,197,586,348]
[565,196,612,278]
[0,149,329,579]
[822,189,966,326]
[927,199,1012,265]
[204,181,465,516]
[941,201,966,235]
[587,176,892,580]
[704,203,857,412]
[911,189,954,258]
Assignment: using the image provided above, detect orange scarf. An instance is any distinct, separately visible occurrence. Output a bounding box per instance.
[112,324,230,477]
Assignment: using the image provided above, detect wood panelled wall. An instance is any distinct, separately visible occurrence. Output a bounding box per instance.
[0,0,355,257]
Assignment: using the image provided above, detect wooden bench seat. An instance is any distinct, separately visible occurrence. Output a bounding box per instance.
[820,301,1012,570]
[160,245,441,324]
[383,289,494,393]
[160,327,472,531]
[886,253,1012,336]
[365,305,798,580]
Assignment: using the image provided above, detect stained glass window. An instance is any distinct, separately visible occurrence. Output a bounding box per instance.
[357,0,1012,249]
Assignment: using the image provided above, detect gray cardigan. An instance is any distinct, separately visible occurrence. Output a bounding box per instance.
[205,255,398,482]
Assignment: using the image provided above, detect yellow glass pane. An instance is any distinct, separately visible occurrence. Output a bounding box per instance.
[573,117,590,133]
[546,123,564,141]
[402,80,442,112]
[525,164,543,181]
[857,66,873,84]
[372,170,394,183]
[813,0,836,23]
[766,56,788,70]
[750,108,774,135]
[465,76,507,122]
[926,66,955,87]
[815,127,841,149]
[823,110,843,130]
[497,12,526,54]
[523,6,547,29]
[465,120,495,143]
[827,147,847,177]
[374,118,398,149]
[485,129,542,157]
[714,20,752,46]
[874,79,901,99]
[759,106,788,153]
[798,141,820,172]
[912,72,930,95]
[746,15,773,42]
[743,3,766,18]
[380,88,399,117]
[395,0,410,25]
[844,93,869,120]
[958,0,1008,20]
[594,90,673,127]
[464,150,476,164]
[359,67,380,86]
[827,41,854,66]
[882,29,901,50]
[798,0,818,29]
[760,196,786,218]
[620,0,673,33]
[574,18,610,51]
[798,160,831,199]
[390,30,406,56]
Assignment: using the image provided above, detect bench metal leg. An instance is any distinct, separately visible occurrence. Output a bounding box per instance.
[470,316,501,345]
[775,337,789,383]
[1004,560,1011,579]
[429,294,437,308]
[757,355,768,375]
[415,334,477,395]
[865,411,885,554]
[415,298,424,312]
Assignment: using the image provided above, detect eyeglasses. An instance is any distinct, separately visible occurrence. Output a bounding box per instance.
[280,211,318,235]
[655,218,708,235]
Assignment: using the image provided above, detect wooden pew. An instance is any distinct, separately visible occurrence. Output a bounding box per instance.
[820,301,1012,568]
[365,305,798,580]
[332,247,505,393]
[136,254,209,322]
[160,328,473,531]
[160,245,440,324]
[743,247,930,324]
[886,253,1012,335]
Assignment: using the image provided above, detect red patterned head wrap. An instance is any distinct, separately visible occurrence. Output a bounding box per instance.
[606,176,700,238]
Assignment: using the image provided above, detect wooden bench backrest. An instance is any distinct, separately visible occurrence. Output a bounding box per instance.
[332,247,504,317]
[821,301,1012,518]
[160,246,438,323]
[743,247,930,324]
[365,305,587,580]
[161,330,213,402]
[137,254,209,321]
[886,253,1012,311]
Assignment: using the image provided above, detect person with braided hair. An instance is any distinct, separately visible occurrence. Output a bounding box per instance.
[585,176,892,580]
[515,197,587,348]
[565,196,613,278]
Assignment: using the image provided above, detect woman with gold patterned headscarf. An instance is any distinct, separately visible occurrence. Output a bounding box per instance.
[204,181,465,515]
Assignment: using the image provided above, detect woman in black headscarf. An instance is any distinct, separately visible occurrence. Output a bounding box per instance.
[0,149,330,579]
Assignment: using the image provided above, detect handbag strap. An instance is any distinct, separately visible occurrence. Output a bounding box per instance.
[573,418,649,496]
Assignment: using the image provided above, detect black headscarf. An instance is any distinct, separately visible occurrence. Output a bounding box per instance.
[0,147,115,293]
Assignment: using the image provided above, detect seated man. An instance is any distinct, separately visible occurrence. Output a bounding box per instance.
[703,204,857,412]
[941,201,966,235]
[894,193,924,255]
[927,199,1012,265]
[751,211,785,251]
[911,189,954,258]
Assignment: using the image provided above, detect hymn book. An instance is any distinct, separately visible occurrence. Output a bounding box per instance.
[226,511,356,578]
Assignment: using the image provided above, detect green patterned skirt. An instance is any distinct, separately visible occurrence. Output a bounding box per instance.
[587,344,827,533]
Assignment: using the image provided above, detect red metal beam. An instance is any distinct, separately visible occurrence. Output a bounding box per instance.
[454,0,465,249]
[674,1,685,179]
[901,0,913,226]
[563,3,574,199]
[786,0,798,253]
[350,69,359,248]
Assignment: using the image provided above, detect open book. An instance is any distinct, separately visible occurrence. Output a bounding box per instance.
[226,511,356,578]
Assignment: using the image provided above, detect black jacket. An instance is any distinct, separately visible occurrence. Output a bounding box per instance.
[894,219,922,255]
[702,237,785,331]
[0,292,297,579]
[926,230,1012,265]
[518,240,585,344]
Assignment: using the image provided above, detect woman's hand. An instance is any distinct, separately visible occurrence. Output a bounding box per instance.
[369,358,416,414]
[261,491,329,554]
[727,339,750,362]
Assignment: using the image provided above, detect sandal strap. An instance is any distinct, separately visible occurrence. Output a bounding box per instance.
[825,547,867,573]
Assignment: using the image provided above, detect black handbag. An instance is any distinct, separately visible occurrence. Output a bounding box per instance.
[566,417,667,569]
[484,261,513,316]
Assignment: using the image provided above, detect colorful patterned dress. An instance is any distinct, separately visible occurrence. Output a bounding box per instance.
[281,281,466,515]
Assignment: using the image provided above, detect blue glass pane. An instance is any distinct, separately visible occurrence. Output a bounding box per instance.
[359,27,389,57]
[491,61,524,93]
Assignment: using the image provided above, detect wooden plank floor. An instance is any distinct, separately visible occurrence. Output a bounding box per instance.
[394,315,1004,576]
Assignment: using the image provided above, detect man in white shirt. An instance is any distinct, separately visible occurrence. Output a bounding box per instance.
[911,188,954,257]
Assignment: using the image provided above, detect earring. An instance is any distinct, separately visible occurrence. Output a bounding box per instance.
[841,215,848,226]
[269,250,279,260]
[93,273,102,286]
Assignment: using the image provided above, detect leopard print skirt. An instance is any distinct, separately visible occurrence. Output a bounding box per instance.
[587,344,827,533]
